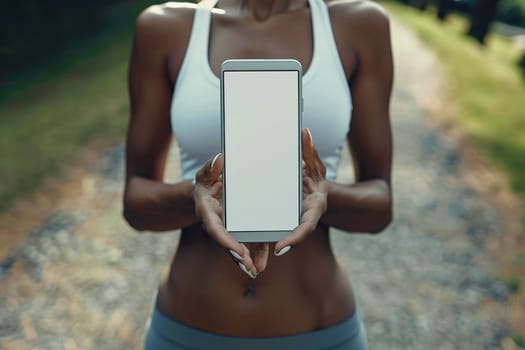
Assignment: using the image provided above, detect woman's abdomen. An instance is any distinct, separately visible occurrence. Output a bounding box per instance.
[155,224,355,337]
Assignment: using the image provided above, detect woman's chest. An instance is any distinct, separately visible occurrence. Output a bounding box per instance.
[207,11,316,77]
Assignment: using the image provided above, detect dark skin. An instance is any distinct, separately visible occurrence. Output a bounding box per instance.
[124,0,393,337]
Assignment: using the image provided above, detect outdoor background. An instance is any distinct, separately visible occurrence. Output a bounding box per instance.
[0,0,524,349]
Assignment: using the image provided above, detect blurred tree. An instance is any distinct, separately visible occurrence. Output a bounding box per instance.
[416,0,431,11]
[517,36,525,72]
[467,0,500,44]
[497,0,525,26]
[436,0,455,20]
[0,0,118,84]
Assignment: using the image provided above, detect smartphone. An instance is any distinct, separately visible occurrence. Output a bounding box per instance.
[221,59,303,242]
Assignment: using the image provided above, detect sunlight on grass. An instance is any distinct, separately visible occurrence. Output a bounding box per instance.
[0,33,132,209]
[383,1,525,199]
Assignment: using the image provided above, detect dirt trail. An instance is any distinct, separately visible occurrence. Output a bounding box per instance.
[332,20,520,349]
[0,20,521,350]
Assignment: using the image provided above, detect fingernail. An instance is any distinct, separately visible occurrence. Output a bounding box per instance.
[229,249,243,260]
[238,262,257,279]
[250,267,259,277]
[306,128,313,145]
[274,245,291,257]
[211,153,221,170]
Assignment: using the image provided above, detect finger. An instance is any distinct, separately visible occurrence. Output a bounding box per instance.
[301,128,313,161]
[205,221,256,277]
[229,243,256,273]
[303,176,316,193]
[196,153,223,185]
[226,243,257,279]
[301,129,317,173]
[302,128,326,180]
[274,221,315,255]
[196,179,223,199]
[201,211,244,258]
[210,153,224,179]
[239,243,257,277]
[252,243,270,273]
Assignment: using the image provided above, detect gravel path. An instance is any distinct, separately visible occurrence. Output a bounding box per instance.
[0,20,517,349]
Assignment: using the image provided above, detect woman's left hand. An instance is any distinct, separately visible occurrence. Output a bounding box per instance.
[273,128,328,257]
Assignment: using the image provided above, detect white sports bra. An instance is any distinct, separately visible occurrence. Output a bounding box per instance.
[171,0,352,181]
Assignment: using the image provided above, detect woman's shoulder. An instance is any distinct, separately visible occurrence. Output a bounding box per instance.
[326,0,391,52]
[326,0,390,31]
[132,2,200,58]
[135,2,197,33]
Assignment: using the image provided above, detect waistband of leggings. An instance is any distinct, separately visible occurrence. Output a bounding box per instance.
[150,305,362,350]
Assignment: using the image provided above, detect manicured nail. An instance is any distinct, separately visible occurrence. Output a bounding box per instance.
[229,249,243,260]
[274,245,291,257]
[305,128,313,145]
[238,262,257,279]
[250,267,259,277]
[211,153,221,170]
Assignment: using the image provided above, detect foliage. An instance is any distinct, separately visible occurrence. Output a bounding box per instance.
[458,0,525,27]
[0,0,159,209]
[0,0,163,85]
[402,0,525,27]
[0,1,105,80]
[382,2,525,203]
[512,334,525,347]
[501,275,522,293]
[497,0,525,27]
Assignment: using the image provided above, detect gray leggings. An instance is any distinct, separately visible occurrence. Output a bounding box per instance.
[143,305,368,350]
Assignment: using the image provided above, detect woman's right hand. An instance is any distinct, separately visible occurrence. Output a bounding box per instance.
[193,153,260,279]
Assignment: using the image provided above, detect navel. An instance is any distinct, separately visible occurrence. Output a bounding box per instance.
[242,283,256,297]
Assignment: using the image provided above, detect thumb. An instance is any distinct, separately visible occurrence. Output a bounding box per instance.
[209,153,224,180]
[274,222,313,256]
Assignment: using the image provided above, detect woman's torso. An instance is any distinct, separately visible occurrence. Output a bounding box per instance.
[156,0,360,336]
[156,226,355,336]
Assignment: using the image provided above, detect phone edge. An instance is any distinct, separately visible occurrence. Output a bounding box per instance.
[220,59,303,243]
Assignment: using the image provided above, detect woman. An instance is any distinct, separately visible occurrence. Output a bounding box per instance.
[124,0,393,348]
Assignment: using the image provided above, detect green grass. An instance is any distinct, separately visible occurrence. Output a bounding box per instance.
[383,1,525,209]
[512,334,525,347]
[0,35,130,209]
[498,274,522,293]
[0,1,159,210]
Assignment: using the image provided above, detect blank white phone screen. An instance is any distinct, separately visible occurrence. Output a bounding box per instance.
[223,71,299,233]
